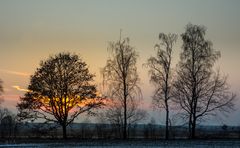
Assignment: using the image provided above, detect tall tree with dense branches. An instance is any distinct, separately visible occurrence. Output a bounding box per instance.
[173,24,235,139]
[17,52,104,139]
[102,36,142,139]
[146,33,177,139]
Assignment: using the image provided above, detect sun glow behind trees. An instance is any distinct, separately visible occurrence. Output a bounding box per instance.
[17,53,105,139]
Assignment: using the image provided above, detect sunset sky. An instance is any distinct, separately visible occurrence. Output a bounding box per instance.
[0,0,239,125]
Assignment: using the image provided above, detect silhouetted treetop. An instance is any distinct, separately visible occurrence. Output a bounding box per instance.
[146,32,177,139]
[102,36,145,139]
[173,23,235,139]
[17,52,104,139]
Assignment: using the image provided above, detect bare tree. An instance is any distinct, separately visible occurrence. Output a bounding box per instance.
[0,108,10,138]
[102,35,144,139]
[145,33,177,139]
[173,24,235,139]
[1,115,14,139]
[0,108,18,140]
[17,52,104,139]
[0,79,3,104]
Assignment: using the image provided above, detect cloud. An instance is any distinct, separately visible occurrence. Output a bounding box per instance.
[12,85,31,92]
[0,69,30,77]
[2,94,20,100]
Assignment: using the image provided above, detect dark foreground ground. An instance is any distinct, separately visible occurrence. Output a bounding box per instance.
[0,139,240,148]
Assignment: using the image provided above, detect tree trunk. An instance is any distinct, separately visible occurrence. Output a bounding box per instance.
[188,114,192,139]
[165,105,169,140]
[191,117,196,139]
[62,124,67,139]
[123,73,127,139]
[165,71,169,140]
[123,95,127,139]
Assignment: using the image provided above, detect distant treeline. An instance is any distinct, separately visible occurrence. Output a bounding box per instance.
[1,123,240,140]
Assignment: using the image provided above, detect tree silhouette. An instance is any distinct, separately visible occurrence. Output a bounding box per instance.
[173,24,235,139]
[0,108,18,141]
[146,33,177,139]
[102,36,142,139]
[0,79,3,103]
[17,52,104,139]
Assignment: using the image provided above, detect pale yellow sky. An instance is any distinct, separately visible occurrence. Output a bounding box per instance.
[0,0,239,125]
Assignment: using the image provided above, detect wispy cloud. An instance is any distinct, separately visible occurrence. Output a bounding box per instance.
[0,69,30,77]
[2,94,20,100]
[12,85,31,92]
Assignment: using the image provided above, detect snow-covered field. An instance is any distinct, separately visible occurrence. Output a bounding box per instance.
[0,140,240,148]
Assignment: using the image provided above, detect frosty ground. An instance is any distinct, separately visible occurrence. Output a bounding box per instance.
[0,139,240,148]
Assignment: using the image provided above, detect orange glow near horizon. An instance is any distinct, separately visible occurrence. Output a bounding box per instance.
[37,91,108,114]
[0,0,240,125]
